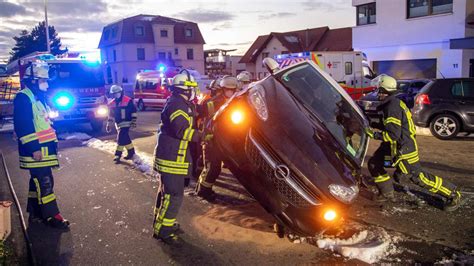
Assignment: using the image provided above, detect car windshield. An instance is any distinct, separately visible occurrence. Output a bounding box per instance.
[48,62,104,88]
[135,78,159,91]
[398,81,410,92]
[276,63,367,160]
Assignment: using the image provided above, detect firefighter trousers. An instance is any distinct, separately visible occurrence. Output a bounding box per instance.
[27,167,60,219]
[153,172,185,238]
[115,127,135,158]
[197,143,222,190]
[368,143,457,198]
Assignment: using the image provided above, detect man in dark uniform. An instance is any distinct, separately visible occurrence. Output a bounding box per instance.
[152,72,212,244]
[106,85,137,164]
[366,74,462,211]
[195,76,239,201]
[14,61,69,229]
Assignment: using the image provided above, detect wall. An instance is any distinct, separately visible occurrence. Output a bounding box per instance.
[174,44,205,74]
[254,37,287,79]
[353,0,470,78]
[228,55,246,76]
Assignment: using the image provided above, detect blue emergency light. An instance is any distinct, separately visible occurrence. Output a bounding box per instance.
[158,63,166,72]
[53,92,74,110]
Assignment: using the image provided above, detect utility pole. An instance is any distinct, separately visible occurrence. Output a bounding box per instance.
[44,0,51,53]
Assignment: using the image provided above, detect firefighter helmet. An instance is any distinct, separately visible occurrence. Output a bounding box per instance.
[220,76,238,90]
[109,85,123,94]
[172,72,198,90]
[23,61,49,80]
[372,74,397,93]
[237,71,251,83]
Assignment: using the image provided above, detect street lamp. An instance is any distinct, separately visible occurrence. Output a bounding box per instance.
[44,0,50,53]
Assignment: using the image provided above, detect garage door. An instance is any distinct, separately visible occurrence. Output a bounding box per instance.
[372,59,437,79]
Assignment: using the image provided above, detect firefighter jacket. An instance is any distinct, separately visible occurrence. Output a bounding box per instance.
[155,93,203,175]
[13,87,59,169]
[108,96,137,129]
[379,95,418,165]
[199,94,227,120]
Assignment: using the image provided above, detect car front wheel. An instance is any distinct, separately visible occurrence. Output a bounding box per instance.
[429,114,460,140]
[137,99,146,111]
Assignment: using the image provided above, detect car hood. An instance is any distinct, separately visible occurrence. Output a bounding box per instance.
[250,77,363,200]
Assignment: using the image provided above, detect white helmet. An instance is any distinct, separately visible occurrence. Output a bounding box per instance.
[24,61,49,80]
[236,71,251,83]
[172,73,198,90]
[371,74,397,93]
[220,76,238,90]
[109,85,123,94]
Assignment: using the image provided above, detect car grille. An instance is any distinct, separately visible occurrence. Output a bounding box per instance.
[78,97,100,104]
[245,130,318,208]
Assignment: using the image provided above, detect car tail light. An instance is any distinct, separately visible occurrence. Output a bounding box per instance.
[415,94,431,105]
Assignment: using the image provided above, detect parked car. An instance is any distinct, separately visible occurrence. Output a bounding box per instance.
[210,59,370,236]
[356,79,430,127]
[413,78,474,140]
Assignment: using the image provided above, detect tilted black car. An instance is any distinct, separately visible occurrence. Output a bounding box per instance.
[413,78,474,140]
[209,60,370,236]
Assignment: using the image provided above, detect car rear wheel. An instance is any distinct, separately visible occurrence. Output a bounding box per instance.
[429,114,460,140]
[137,99,146,111]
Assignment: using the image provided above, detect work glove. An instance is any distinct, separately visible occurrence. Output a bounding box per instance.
[203,134,214,142]
[365,127,382,140]
[131,121,137,128]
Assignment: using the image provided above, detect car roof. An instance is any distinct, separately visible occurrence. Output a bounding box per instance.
[433,78,474,81]
[398,79,431,82]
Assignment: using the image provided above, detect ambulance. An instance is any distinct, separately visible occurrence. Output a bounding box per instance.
[275,51,377,99]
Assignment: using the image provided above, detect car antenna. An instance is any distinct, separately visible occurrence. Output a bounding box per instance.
[438,69,446,79]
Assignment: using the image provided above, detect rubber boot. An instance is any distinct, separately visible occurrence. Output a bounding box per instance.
[113,156,121,164]
[46,214,70,230]
[124,149,135,160]
[196,185,216,202]
[444,190,462,212]
[373,191,396,203]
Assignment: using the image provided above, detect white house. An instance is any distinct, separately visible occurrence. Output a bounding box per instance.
[98,14,205,86]
[352,0,474,79]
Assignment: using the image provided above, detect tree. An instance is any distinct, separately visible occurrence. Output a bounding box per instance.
[9,21,67,62]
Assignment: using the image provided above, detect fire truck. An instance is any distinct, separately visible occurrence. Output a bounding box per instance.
[134,65,212,110]
[18,52,108,132]
[274,51,377,99]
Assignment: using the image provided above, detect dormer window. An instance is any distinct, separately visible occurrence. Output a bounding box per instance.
[185,29,193,37]
[135,25,144,36]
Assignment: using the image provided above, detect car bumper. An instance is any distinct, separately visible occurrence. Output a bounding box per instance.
[412,105,431,127]
[52,106,108,122]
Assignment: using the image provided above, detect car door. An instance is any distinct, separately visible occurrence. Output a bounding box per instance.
[460,80,474,129]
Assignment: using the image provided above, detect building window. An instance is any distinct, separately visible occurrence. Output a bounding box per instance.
[357,3,376,25]
[114,71,118,83]
[262,52,269,59]
[137,48,145,60]
[135,26,144,36]
[175,48,179,55]
[345,62,353,75]
[281,51,290,54]
[158,52,166,60]
[168,52,172,59]
[111,27,117,38]
[113,49,117,62]
[185,29,193,37]
[106,66,112,84]
[187,48,194,60]
[160,30,168,37]
[408,0,453,18]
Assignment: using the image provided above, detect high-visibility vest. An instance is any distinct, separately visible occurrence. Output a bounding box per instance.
[17,88,58,145]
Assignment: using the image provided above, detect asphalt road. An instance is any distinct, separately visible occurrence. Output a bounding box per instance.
[0,110,473,264]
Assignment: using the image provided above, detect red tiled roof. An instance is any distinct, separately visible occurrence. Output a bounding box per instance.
[239,27,353,63]
[98,14,205,48]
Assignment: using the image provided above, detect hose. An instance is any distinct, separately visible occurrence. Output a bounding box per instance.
[1,153,36,265]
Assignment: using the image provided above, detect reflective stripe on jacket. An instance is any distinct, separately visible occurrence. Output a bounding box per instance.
[108,96,137,129]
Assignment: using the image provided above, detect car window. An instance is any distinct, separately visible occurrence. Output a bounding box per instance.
[412,82,427,89]
[277,63,367,160]
[398,81,410,92]
[462,81,474,98]
[451,82,463,97]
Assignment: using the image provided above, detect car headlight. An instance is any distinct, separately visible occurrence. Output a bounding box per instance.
[248,85,268,121]
[96,105,109,117]
[48,110,59,119]
[328,184,359,203]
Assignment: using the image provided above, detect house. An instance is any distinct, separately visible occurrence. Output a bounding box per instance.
[239,27,353,80]
[98,14,205,86]
[204,49,246,78]
[352,0,474,79]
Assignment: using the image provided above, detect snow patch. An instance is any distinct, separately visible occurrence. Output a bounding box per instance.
[58,132,92,141]
[84,138,157,178]
[316,228,400,264]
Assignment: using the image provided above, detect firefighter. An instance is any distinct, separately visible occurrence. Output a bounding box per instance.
[195,76,239,201]
[236,71,252,90]
[152,72,212,244]
[13,61,69,229]
[106,85,137,164]
[366,74,462,211]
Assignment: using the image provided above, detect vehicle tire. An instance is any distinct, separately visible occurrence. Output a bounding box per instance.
[429,114,460,140]
[137,99,146,111]
[91,119,104,133]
